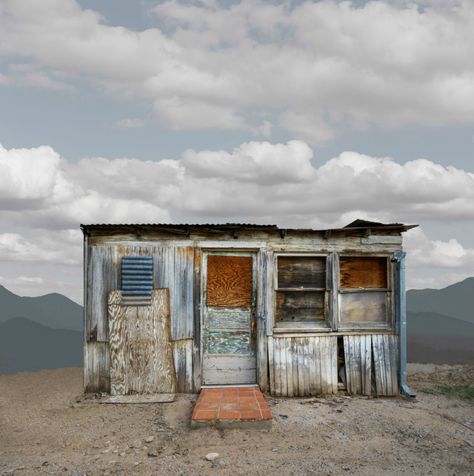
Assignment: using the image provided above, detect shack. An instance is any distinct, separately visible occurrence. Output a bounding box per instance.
[81,220,416,398]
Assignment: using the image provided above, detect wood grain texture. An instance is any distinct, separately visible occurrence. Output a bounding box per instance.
[269,335,338,396]
[84,342,110,393]
[340,257,388,289]
[108,289,176,396]
[275,291,325,322]
[344,334,398,396]
[173,339,193,393]
[277,256,326,289]
[206,255,252,307]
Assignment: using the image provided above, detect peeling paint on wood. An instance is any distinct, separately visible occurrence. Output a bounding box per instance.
[108,289,176,395]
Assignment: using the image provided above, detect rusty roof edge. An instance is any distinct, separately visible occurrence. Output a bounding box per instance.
[80,223,418,235]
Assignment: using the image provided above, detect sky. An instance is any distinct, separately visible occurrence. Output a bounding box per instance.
[0,0,473,304]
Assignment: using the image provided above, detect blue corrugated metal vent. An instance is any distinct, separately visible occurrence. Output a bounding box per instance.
[121,256,153,305]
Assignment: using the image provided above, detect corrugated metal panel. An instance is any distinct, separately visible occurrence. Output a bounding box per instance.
[121,256,153,304]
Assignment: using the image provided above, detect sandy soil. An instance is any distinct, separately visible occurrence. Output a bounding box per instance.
[1,365,473,476]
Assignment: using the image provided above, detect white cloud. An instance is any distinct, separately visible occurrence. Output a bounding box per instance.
[0,140,473,298]
[1,0,474,143]
[404,227,474,289]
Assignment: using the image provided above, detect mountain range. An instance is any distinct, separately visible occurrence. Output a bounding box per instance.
[0,278,473,374]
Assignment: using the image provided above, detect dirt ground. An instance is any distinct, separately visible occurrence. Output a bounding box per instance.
[1,365,473,476]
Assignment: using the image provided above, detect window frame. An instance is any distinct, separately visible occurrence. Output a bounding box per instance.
[336,253,393,331]
[273,253,332,331]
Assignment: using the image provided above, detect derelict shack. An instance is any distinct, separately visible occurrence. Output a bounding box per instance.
[81,220,416,398]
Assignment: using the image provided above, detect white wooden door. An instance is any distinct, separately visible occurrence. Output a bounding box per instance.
[202,252,257,385]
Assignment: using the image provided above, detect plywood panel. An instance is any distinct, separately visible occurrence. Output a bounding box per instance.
[207,255,252,307]
[275,291,325,322]
[340,257,388,289]
[278,256,326,288]
[108,289,176,395]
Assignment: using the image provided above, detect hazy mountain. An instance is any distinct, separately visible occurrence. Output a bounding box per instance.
[407,277,474,324]
[0,318,82,374]
[0,285,82,331]
[407,311,474,364]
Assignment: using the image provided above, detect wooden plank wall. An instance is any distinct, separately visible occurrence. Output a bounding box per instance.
[268,335,338,396]
[85,243,195,393]
[344,334,399,396]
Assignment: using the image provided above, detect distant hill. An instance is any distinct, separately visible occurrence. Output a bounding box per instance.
[0,285,82,331]
[0,318,82,374]
[407,310,474,364]
[407,277,474,324]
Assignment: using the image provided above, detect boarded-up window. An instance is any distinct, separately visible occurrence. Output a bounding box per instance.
[275,256,328,327]
[207,255,253,307]
[339,256,390,328]
[340,257,387,289]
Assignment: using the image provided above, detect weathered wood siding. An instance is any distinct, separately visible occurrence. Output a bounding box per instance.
[268,335,338,396]
[84,342,110,393]
[84,243,195,393]
[173,339,194,393]
[108,289,176,396]
[344,334,399,396]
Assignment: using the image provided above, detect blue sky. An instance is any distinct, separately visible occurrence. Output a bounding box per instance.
[0,0,473,303]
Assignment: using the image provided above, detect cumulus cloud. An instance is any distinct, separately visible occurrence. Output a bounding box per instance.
[0,140,473,299]
[1,0,474,143]
[404,227,474,289]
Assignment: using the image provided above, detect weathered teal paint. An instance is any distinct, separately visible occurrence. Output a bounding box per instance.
[206,330,251,354]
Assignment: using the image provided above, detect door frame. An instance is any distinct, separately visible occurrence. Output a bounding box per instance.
[200,249,260,386]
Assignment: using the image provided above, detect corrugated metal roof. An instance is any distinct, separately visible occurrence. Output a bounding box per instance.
[80,221,417,234]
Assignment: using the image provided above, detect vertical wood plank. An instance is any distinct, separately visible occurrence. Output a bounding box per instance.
[313,337,322,395]
[268,337,275,395]
[84,342,110,393]
[297,339,305,396]
[193,247,202,393]
[373,335,385,396]
[281,338,288,397]
[331,336,338,394]
[286,336,294,397]
[291,337,299,396]
[274,337,282,396]
[265,251,274,336]
[257,249,268,391]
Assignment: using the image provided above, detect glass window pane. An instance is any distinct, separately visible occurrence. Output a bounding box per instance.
[340,292,387,324]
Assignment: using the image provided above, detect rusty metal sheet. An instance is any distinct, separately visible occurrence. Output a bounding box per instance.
[206,255,252,307]
[340,257,388,289]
